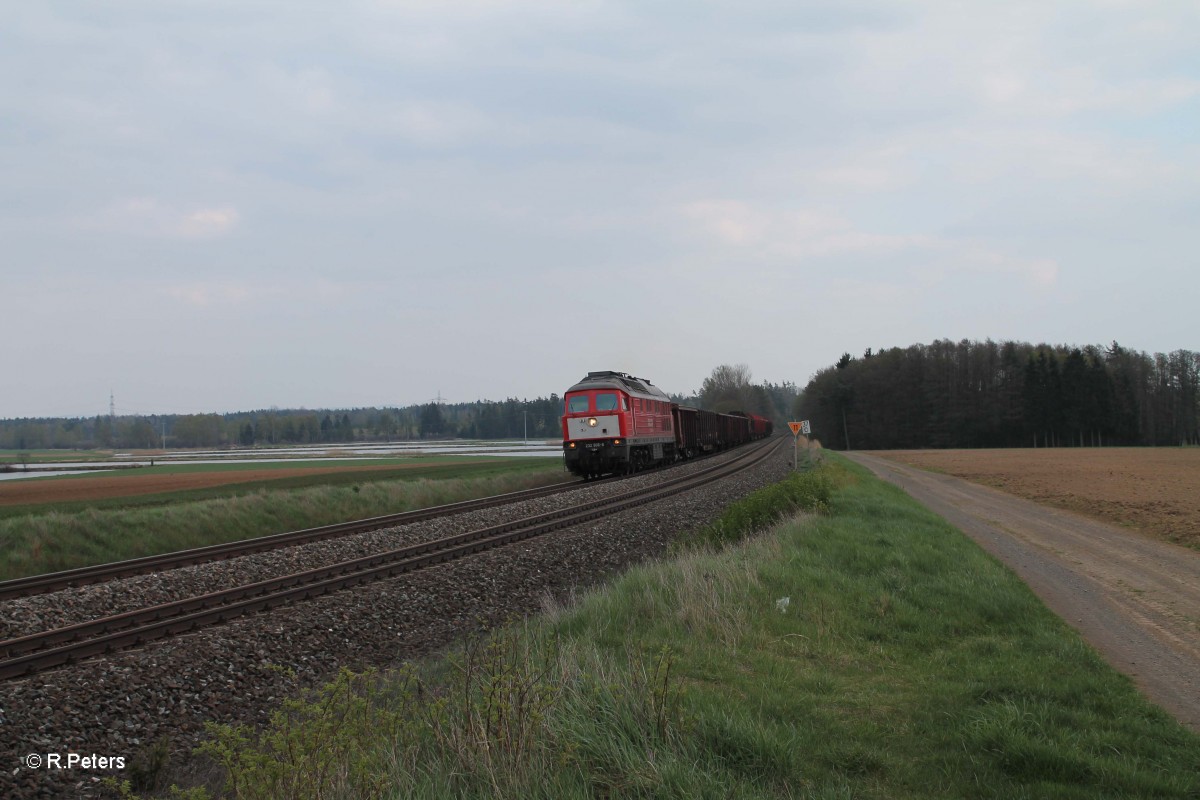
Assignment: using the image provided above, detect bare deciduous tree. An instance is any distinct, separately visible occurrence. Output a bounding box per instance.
[701,364,755,413]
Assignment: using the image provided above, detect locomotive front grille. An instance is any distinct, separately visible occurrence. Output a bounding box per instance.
[566,413,620,440]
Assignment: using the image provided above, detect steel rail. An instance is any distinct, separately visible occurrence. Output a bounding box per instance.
[0,437,781,681]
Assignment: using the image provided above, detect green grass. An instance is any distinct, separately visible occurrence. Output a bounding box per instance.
[0,460,565,581]
[137,454,1199,799]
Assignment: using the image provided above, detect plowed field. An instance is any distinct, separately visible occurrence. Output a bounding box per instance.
[0,465,416,507]
[869,448,1200,548]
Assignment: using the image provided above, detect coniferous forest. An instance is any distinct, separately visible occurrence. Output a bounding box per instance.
[795,341,1199,450]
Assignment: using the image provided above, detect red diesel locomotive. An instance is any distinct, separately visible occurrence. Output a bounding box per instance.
[561,371,773,478]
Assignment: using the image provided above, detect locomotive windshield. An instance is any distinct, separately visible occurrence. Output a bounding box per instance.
[567,395,589,413]
[595,393,619,411]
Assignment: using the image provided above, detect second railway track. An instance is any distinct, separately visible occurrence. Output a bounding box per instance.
[0,478,592,602]
[1,437,783,681]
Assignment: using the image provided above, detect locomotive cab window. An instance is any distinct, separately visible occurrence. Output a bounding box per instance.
[567,396,589,413]
[595,393,619,411]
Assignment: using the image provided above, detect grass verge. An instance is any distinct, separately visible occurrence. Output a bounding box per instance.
[112,454,1200,799]
[0,462,565,581]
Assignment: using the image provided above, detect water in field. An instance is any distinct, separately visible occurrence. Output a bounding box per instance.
[0,469,112,482]
[0,441,561,482]
[147,441,558,459]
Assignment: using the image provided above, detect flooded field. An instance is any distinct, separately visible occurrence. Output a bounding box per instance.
[0,440,560,482]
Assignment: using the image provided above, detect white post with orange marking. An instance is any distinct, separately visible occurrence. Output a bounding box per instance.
[788,421,803,470]
[787,421,812,470]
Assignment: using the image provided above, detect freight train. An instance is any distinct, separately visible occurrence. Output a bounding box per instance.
[562,371,773,479]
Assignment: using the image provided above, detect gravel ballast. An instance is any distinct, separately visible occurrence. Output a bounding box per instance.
[1,443,790,799]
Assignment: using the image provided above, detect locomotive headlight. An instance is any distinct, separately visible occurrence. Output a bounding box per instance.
[587,417,598,427]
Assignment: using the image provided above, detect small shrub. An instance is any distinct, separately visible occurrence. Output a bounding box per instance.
[675,464,836,551]
[197,667,409,800]
[419,627,565,789]
[127,735,173,793]
[180,627,690,799]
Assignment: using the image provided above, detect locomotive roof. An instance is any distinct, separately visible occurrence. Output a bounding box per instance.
[566,371,672,400]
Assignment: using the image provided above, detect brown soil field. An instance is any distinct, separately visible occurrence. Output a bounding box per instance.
[0,465,422,508]
[868,448,1200,549]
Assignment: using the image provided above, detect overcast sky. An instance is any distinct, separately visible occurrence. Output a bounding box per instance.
[3,1,1198,419]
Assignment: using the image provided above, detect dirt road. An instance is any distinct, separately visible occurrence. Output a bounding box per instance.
[846,452,1200,731]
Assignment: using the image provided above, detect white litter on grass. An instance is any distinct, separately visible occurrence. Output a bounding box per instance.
[776,596,790,613]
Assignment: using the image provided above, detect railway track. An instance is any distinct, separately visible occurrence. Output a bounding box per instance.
[0,437,782,681]
[0,478,593,601]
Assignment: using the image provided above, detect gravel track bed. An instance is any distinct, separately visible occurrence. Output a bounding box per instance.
[1,443,788,799]
[0,453,748,640]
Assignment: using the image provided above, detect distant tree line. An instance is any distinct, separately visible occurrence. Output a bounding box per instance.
[1,368,805,453]
[0,396,568,451]
[795,340,1199,450]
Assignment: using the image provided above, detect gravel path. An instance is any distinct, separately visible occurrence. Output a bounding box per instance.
[847,452,1200,732]
[1,444,788,799]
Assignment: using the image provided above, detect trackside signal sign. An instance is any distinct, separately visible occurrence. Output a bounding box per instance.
[788,421,811,436]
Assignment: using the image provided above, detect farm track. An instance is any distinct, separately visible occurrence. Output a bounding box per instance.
[1,438,791,800]
[848,451,1200,732]
[0,438,781,682]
